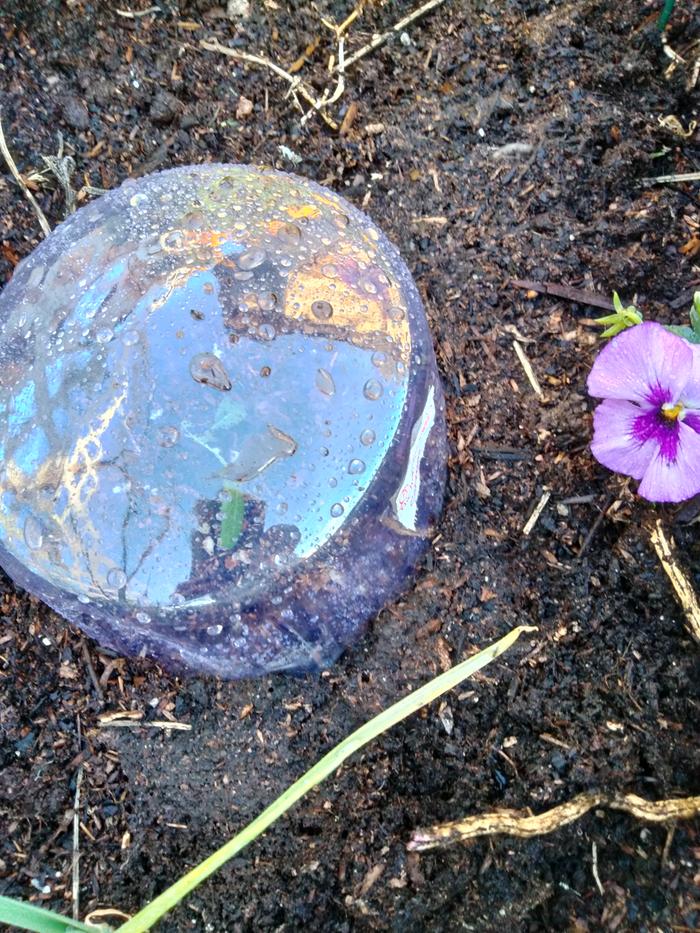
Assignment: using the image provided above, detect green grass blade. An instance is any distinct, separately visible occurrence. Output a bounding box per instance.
[0,895,104,933]
[117,624,535,933]
[218,488,245,549]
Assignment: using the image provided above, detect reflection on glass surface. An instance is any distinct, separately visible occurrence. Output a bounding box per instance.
[0,165,447,677]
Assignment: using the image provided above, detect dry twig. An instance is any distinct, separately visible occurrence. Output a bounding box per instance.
[199,39,339,130]
[202,0,447,131]
[648,518,700,642]
[513,340,544,398]
[0,110,51,237]
[71,765,84,920]
[99,718,192,731]
[642,171,700,184]
[339,0,447,72]
[522,490,551,536]
[409,791,700,850]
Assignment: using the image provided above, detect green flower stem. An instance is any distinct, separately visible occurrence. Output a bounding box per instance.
[117,624,535,932]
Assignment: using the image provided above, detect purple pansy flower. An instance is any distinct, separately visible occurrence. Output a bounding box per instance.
[587,321,700,503]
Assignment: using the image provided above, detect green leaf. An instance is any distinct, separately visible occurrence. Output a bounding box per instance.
[595,297,642,338]
[116,625,535,933]
[690,293,700,335]
[218,488,245,549]
[657,0,675,32]
[667,324,700,344]
[0,896,108,933]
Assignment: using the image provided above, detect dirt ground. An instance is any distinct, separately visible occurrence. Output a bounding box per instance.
[1,0,699,930]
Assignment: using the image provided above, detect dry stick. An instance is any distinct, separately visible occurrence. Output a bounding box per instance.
[71,765,84,921]
[577,494,613,558]
[648,518,700,642]
[513,340,543,398]
[408,791,700,851]
[642,171,700,184]
[522,489,551,536]
[0,111,51,237]
[591,841,604,896]
[115,5,160,17]
[98,719,192,731]
[338,0,448,72]
[301,37,346,126]
[199,39,339,131]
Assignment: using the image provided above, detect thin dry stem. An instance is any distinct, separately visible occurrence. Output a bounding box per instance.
[513,340,544,397]
[339,0,447,72]
[199,39,339,130]
[649,518,700,642]
[0,111,51,237]
[71,765,84,920]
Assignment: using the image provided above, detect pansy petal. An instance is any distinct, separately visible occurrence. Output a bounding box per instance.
[682,342,700,408]
[638,420,700,503]
[591,398,657,480]
[684,412,700,434]
[587,322,692,405]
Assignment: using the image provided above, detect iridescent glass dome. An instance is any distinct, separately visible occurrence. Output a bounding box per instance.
[0,165,446,677]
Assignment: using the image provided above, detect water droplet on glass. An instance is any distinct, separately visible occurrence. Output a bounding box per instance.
[371,351,387,367]
[258,323,276,341]
[363,378,383,400]
[360,277,377,295]
[130,192,148,208]
[321,263,338,278]
[206,624,223,637]
[277,222,301,246]
[107,568,127,589]
[311,300,333,320]
[315,368,335,397]
[257,292,277,311]
[28,266,45,288]
[387,305,405,321]
[157,426,180,447]
[136,611,151,625]
[238,248,266,271]
[184,210,205,230]
[96,327,113,344]
[122,329,139,346]
[24,516,43,550]
[161,230,185,250]
[348,458,366,475]
[360,428,376,446]
[330,503,344,517]
[189,353,232,391]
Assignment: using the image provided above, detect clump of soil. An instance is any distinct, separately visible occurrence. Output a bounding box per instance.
[0,1,698,930]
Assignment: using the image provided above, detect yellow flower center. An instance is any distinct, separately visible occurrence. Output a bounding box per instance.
[661,401,684,421]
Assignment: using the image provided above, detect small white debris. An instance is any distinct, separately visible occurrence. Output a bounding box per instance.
[492,142,534,161]
[278,145,302,166]
[438,701,454,735]
[227,0,251,19]
[400,31,411,47]
[236,96,254,120]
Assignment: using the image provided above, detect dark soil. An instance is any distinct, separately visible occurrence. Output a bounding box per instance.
[1,1,699,930]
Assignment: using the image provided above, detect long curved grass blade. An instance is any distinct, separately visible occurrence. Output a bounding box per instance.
[0,895,105,933]
[118,624,536,932]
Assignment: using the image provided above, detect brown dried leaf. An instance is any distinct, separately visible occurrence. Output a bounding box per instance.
[679,235,700,257]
